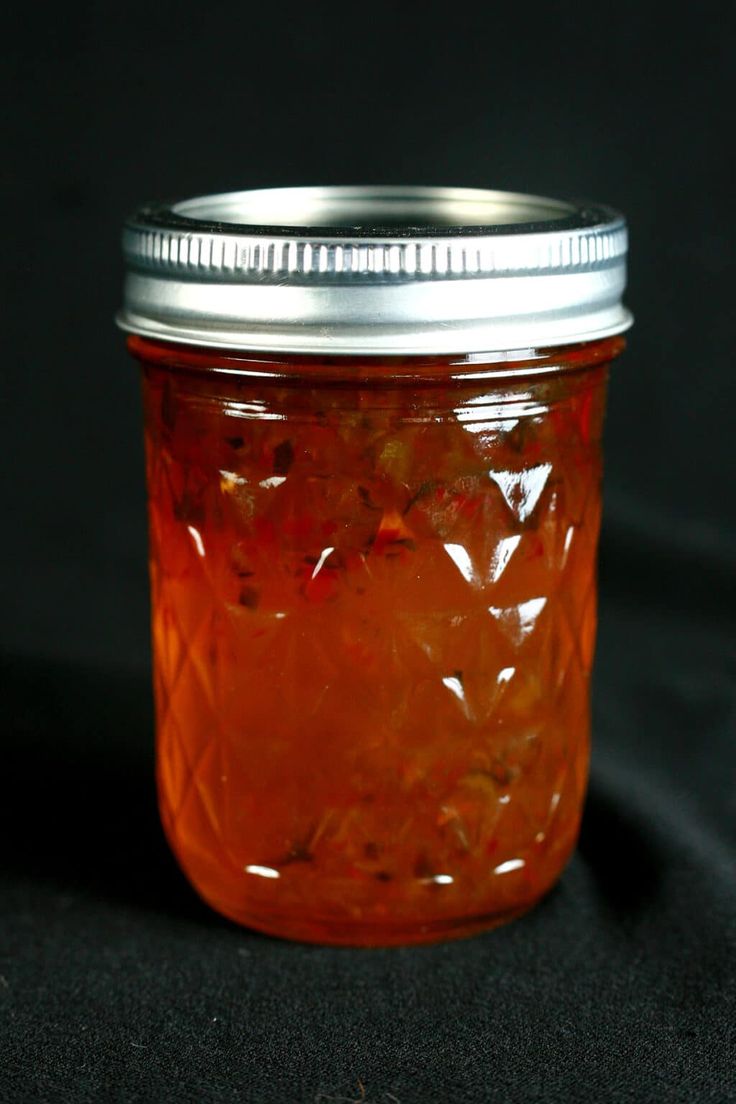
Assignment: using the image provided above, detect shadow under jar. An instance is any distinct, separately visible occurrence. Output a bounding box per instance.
[118,186,631,945]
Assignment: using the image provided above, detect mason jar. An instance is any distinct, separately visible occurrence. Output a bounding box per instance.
[118,187,631,945]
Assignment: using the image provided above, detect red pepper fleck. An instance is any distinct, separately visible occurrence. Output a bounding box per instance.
[528,535,545,559]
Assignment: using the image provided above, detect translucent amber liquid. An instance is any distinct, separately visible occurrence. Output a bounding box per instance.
[135,336,618,945]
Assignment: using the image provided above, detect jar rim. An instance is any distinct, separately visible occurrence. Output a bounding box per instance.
[155,185,616,237]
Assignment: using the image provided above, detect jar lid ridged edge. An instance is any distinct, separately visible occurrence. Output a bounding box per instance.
[118,186,631,354]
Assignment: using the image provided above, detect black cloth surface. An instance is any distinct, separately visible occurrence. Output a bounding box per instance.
[2,536,734,1104]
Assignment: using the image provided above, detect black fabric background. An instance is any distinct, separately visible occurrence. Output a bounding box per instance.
[2,3,735,1101]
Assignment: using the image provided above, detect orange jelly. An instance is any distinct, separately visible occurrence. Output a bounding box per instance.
[133,335,621,944]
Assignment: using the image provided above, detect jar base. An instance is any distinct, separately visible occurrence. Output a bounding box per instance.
[195,890,543,947]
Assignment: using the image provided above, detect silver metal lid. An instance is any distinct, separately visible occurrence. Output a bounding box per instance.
[117,186,631,355]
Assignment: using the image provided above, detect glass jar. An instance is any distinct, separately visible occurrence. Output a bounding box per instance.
[118,187,631,945]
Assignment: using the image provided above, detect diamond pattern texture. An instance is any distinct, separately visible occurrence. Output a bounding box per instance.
[142,359,608,940]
